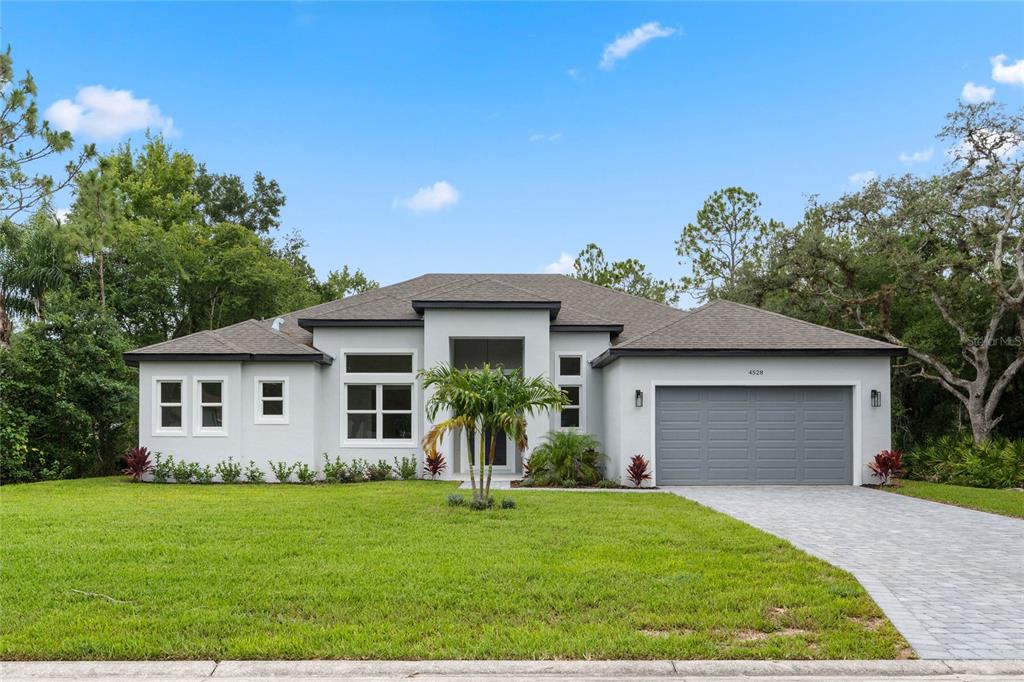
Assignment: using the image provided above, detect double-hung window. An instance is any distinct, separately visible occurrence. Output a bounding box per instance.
[155,378,185,434]
[195,378,227,435]
[343,353,415,444]
[556,353,584,430]
[255,378,288,424]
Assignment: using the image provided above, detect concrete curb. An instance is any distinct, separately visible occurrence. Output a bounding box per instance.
[4,659,1024,678]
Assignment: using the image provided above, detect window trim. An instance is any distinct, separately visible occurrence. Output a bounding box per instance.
[254,376,289,425]
[193,376,228,437]
[341,349,417,448]
[152,376,186,436]
[555,352,586,432]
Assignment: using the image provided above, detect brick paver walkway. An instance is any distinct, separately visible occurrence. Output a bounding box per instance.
[667,486,1024,660]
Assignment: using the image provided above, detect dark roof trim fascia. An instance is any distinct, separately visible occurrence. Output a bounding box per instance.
[298,318,424,330]
[591,346,908,368]
[550,324,624,337]
[411,299,561,319]
[123,352,333,367]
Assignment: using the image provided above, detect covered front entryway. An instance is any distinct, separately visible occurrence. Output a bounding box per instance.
[450,337,523,474]
[654,385,852,485]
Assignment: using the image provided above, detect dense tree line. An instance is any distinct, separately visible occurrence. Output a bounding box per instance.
[0,50,376,482]
[577,103,1023,448]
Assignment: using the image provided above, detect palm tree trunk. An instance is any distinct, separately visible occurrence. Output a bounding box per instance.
[484,431,497,501]
[466,427,478,500]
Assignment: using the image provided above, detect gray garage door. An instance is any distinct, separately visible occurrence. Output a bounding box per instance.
[655,386,852,485]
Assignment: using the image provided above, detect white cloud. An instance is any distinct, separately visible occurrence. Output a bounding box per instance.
[991,54,1024,86]
[961,81,995,104]
[543,253,575,275]
[397,180,459,213]
[528,132,562,143]
[599,22,676,70]
[898,147,934,164]
[45,85,176,140]
[849,170,877,187]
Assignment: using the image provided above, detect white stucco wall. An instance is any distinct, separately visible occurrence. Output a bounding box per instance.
[602,355,893,486]
[423,309,552,476]
[312,326,425,468]
[138,359,318,478]
[548,331,610,451]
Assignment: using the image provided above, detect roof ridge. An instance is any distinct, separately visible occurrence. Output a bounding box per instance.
[207,327,251,354]
[711,299,902,348]
[245,319,318,353]
[559,274,686,314]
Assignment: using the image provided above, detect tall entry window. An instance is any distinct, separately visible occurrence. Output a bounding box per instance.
[556,353,585,431]
[343,353,415,444]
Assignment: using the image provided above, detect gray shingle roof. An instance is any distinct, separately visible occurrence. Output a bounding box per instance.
[123,319,331,365]
[125,275,904,363]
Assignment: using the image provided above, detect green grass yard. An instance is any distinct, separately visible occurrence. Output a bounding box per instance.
[884,480,1024,519]
[0,478,908,660]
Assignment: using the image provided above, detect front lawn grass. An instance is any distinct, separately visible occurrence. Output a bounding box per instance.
[883,480,1024,519]
[0,478,907,660]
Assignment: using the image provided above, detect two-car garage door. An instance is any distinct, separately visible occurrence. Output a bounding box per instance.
[654,386,852,485]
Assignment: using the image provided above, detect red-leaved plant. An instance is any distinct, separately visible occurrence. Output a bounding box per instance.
[423,450,447,479]
[868,449,904,486]
[626,454,651,488]
[122,446,154,482]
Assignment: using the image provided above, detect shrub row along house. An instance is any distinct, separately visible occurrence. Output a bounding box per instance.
[124,274,905,485]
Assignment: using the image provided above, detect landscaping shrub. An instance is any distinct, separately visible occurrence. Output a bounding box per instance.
[904,435,1024,489]
[215,457,242,484]
[172,459,194,484]
[244,460,265,483]
[152,453,174,483]
[322,455,346,483]
[348,458,368,481]
[524,431,606,486]
[194,465,215,484]
[626,454,651,488]
[469,496,495,511]
[295,463,317,484]
[268,460,295,483]
[121,446,153,482]
[446,493,465,507]
[500,497,517,509]
[423,450,447,479]
[867,450,904,486]
[394,456,418,481]
[367,459,392,481]
[596,478,621,489]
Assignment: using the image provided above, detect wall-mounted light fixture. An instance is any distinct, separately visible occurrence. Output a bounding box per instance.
[635,389,644,408]
[870,389,881,408]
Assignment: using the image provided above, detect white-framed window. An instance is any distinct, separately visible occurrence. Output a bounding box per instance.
[194,377,227,436]
[559,385,581,428]
[153,377,185,435]
[342,351,416,446]
[556,352,585,431]
[254,377,288,424]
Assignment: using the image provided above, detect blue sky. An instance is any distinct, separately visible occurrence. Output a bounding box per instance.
[5,2,1024,305]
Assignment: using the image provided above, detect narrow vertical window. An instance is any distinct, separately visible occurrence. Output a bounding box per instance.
[559,386,581,428]
[157,380,183,432]
[196,379,226,434]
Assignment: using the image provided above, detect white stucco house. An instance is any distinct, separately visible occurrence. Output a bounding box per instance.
[124,274,906,485]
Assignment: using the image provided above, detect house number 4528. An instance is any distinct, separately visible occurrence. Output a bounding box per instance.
[748,369,764,376]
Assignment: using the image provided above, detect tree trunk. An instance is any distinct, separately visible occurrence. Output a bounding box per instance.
[484,431,497,502]
[467,427,477,500]
[0,292,11,350]
[97,251,106,310]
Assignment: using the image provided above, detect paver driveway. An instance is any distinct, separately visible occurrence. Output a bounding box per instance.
[667,486,1024,660]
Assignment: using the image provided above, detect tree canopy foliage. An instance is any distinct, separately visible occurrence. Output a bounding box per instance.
[572,243,679,305]
[0,49,375,481]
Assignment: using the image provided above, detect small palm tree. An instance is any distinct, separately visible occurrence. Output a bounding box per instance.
[420,363,568,503]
